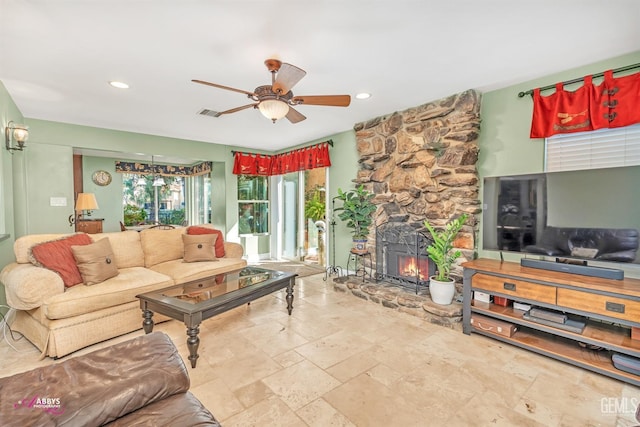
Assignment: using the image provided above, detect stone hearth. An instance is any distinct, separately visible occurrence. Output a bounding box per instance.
[333,276,462,330]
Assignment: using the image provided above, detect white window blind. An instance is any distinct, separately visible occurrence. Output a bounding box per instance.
[545,124,640,172]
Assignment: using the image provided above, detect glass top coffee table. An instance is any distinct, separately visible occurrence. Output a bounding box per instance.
[136,266,296,368]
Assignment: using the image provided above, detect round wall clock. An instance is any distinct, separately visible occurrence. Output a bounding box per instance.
[92,170,112,186]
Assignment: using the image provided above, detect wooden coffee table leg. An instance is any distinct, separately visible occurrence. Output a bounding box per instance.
[186,325,200,368]
[286,278,295,315]
[142,309,154,334]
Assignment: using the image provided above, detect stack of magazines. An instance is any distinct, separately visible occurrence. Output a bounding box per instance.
[523,307,586,334]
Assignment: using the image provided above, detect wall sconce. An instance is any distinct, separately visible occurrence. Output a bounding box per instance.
[68,193,99,227]
[5,121,29,152]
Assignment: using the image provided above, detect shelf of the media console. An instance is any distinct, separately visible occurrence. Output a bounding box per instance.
[471,303,640,357]
[470,323,640,386]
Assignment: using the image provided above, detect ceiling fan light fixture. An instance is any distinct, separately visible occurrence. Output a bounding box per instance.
[258,99,289,123]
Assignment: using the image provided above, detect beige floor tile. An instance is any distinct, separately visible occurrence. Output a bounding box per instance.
[237,320,309,357]
[295,329,375,369]
[325,352,380,383]
[515,372,622,425]
[221,395,306,427]
[323,373,430,427]
[262,360,341,410]
[212,349,282,392]
[272,348,307,368]
[450,392,548,427]
[190,377,245,421]
[365,363,403,387]
[234,380,275,408]
[296,398,356,427]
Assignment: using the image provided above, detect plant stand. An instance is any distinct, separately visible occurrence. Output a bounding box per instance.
[346,250,372,282]
[324,196,344,281]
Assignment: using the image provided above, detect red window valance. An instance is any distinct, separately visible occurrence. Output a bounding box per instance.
[530,69,640,138]
[232,142,332,176]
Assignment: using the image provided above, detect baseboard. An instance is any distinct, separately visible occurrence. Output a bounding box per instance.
[520,258,624,280]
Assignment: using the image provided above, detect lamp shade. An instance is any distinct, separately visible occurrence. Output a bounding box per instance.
[152,176,165,187]
[258,99,289,122]
[75,193,99,211]
[13,126,29,143]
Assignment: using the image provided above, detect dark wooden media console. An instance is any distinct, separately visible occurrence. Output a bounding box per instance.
[463,258,640,386]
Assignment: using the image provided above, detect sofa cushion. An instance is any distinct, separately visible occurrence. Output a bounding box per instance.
[42,267,174,320]
[150,257,247,284]
[183,233,218,263]
[0,263,64,310]
[0,332,191,427]
[91,230,145,269]
[188,225,226,257]
[104,392,220,427]
[71,237,120,285]
[140,227,186,267]
[29,233,93,287]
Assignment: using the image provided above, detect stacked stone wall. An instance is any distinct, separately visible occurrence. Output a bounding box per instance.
[352,89,482,276]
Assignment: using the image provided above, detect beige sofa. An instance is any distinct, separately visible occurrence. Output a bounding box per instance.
[0,226,246,358]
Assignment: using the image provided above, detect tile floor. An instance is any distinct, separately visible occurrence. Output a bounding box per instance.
[1,273,640,426]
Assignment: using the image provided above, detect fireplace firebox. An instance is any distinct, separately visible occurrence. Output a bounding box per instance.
[375,224,435,294]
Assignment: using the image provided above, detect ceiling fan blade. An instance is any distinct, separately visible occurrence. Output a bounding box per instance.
[192,79,256,97]
[291,95,351,107]
[214,103,258,117]
[272,63,306,94]
[285,106,306,124]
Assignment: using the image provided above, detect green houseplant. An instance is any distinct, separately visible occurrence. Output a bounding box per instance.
[304,191,326,222]
[424,213,468,305]
[335,185,377,253]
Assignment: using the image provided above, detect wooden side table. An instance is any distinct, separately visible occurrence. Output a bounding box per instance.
[76,218,104,234]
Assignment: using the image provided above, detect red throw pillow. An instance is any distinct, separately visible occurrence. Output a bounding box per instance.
[187,226,225,258]
[29,233,93,287]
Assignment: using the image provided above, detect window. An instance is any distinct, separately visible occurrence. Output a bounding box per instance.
[122,174,186,225]
[238,175,268,235]
[122,173,213,226]
[545,124,640,172]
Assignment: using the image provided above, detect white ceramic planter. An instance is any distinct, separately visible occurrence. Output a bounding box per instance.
[429,276,456,305]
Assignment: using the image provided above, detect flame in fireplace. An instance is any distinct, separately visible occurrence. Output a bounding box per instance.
[398,255,430,281]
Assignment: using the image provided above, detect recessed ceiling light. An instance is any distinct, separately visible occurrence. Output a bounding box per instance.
[109,81,129,89]
[355,92,371,100]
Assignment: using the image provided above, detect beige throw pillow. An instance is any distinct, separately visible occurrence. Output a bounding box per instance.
[182,234,218,263]
[71,238,119,285]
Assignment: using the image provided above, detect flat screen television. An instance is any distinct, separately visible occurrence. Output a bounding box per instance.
[482,165,640,277]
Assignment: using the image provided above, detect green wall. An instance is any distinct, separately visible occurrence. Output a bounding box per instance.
[0,82,24,315]
[81,156,124,233]
[477,50,640,267]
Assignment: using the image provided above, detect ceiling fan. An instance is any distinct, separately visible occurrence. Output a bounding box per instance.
[192,59,351,124]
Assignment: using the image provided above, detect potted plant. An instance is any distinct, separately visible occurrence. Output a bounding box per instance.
[424,213,469,305]
[336,185,377,253]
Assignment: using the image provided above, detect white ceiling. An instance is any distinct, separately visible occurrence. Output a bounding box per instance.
[2,1,639,152]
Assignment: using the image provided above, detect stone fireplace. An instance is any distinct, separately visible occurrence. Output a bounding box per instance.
[353,89,482,281]
[375,223,435,293]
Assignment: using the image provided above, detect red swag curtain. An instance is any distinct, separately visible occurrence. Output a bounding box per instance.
[232,142,332,176]
[530,69,640,138]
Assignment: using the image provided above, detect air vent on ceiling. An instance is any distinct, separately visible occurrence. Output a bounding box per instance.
[198,108,220,118]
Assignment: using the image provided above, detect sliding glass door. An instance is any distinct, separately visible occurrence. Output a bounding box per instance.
[278,168,327,265]
[281,172,299,260]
